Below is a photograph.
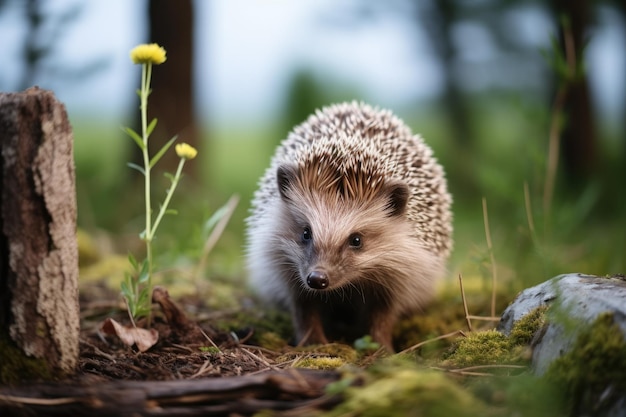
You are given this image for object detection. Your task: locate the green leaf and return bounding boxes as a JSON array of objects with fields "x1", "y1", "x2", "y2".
[
  {"x1": 123, "y1": 271, "x2": 134, "y2": 287},
  {"x1": 127, "y1": 162, "x2": 146, "y2": 176},
  {"x1": 138, "y1": 287, "x2": 150, "y2": 304},
  {"x1": 149, "y1": 135, "x2": 178, "y2": 168},
  {"x1": 136, "y1": 307, "x2": 150, "y2": 319},
  {"x1": 121, "y1": 281, "x2": 132, "y2": 299},
  {"x1": 163, "y1": 172, "x2": 176, "y2": 183},
  {"x1": 135, "y1": 287, "x2": 151, "y2": 317},
  {"x1": 165, "y1": 209, "x2": 178, "y2": 216},
  {"x1": 146, "y1": 118, "x2": 158, "y2": 137},
  {"x1": 128, "y1": 303, "x2": 137, "y2": 318},
  {"x1": 128, "y1": 253, "x2": 139, "y2": 270},
  {"x1": 354, "y1": 335, "x2": 380, "y2": 352},
  {"x1": 123, "y1": 126, "x2": 145, "y2": 150},
  {"x1": 138, "y1": 260, "x2": 150, "y2": 283},
  {"x1": 138, "y1": 271, "x2": 149, "y2": 285}
]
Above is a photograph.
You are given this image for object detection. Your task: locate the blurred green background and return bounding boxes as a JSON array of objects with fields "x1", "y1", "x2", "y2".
[{"x1": 1, "y1": 0, "x2": 624, "y2": 298}]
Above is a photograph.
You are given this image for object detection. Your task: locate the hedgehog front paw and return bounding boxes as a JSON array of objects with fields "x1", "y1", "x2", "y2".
[
  {"x1": 293, "y1": 307, "x2": 329, "y2": 346},
  {"x1": 370, "y1": 313, "x2": 396, "y2": 353}
]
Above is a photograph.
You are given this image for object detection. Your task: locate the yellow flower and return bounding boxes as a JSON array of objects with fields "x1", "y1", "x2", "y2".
[
  {"x1": 175, "y1": 143, "x2": 198, "y2": 160},
  {"x1": 130, "y1": 43, "x2": 167, "y2": 65}
]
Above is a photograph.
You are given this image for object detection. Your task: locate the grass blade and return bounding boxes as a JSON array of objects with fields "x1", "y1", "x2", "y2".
[{"x1": 149, "y1": 135, "x2": 178, "y2": 168}]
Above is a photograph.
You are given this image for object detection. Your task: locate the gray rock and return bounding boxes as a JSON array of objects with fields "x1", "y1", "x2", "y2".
[
  {"x1": 498, "y1": 273, "x2": 626, "y2": 416},
  {"x1": 498, "y1": 273, "x2": 626, "y2": 375}
]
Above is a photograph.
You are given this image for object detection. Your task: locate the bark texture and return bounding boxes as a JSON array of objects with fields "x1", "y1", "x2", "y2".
[{"x1": 0, "y1": 87, "x2": 79, "y2": 377}]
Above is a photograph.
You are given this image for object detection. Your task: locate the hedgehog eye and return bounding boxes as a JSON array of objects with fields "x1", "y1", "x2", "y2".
[
  {"x1": 348, "y1": 233, "x2": 362, "y2": 249},
  {"x1": 302, "y1": 226, "x2": 312, "y2": 243}
]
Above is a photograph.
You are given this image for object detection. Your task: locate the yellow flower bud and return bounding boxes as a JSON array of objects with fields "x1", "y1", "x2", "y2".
[
  {"x1": 175, "y1": 143, "x2": 198, "y2": 160},
  {"x1": 130, "y1": 43, "x2": 167, "y2": 65}
]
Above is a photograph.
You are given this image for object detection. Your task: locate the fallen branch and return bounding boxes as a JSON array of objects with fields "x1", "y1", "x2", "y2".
[{"x1": 0, "y1": 369, "x2": 341, "y2": 416}]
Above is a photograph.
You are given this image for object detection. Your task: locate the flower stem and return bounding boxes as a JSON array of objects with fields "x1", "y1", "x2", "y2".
[
  {"x1": 152, "y1": 158, "x2": 186, "y2": 235},
  {"x1": 140, "y1": 62, "x2": 154, "y2": 324}
]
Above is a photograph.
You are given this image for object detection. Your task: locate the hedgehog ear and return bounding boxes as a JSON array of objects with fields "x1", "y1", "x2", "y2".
[
  {"x1": 277, "y1": 164, "x2": 298, "y2": 201},
  {"x1": 384, "y1": 182, "x2": 409, "y2": 217}
]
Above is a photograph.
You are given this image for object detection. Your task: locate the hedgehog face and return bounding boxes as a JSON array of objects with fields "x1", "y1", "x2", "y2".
[{"x1": 275, "y1": 164, "x2": 417, "y2": 294}]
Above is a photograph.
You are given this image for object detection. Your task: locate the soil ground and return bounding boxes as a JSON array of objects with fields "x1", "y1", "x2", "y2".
[{"x1": 77, "y1": 284, "x2": 291, "y2": 383}]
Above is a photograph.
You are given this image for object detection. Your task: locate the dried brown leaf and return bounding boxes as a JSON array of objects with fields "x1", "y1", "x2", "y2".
[{"x1": 101, "y1": 318, "x2": 159, "y2": 352}]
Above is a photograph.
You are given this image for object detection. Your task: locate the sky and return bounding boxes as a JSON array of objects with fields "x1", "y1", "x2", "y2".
[{"x1": 0, "y1": 0, "x2": 624, "y2": 126}]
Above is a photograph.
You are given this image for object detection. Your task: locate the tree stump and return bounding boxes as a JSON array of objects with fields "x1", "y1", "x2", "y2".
[{"x1": 0, "y1": 87, "x2": 79, "y2": 381}]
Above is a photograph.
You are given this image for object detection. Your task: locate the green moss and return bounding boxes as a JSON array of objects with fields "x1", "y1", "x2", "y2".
[
  {"x1": 443, "y1": 329, "x2": 513, "y2": 367},
  {"x1": 278, "y1": 343, "x2": 358, "y2": 361},
  {"x1": 394, "y1": 301, "x2": 466, "y2": 358},
  {"x1": 256, "y1": 331, "x2": 288, "y2": 351},
  {"x1": 294, "y1": 357, "x2": 346, "y2": 370},
  {"x1": 323, "y1": 361, "x2": 487, "y2": 417},
  {"x1": 508, "y1": 305, "x2": 548, "y2": 346},
  {"x1": 301, "y1": 343, "x2": 358, "y2": 362},
  {"x1": 436, "y1": 307, "x2": 626, "y2": 415},
  {"x1": 394, "y1": 283, "x2": 512, "y2": 355},
  {"x1": 276, "y1": 343, "x2": 358, "y2": 369},
  {"x1": 468, "y1": 374, "x2": 567, "y2": 417},
  {"x1": 442, "y1": 306, "x2": 548, "y2": 368},
  {"x1": 0, "y1": 335, "x2": 54, "y2": 384},
  {"x1": 545, "y1": 312, "x2": 626, "y2": 414}
]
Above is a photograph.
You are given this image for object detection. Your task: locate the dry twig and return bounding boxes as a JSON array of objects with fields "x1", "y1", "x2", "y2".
[
  {"x1": 399, "y1": 330, "x2": 466, "y2": 355},
  {"x1": 523, "y1": 182, "x2": 536, "y2": 240},
  {"x1": 458, "y1": 274, "x2": 473, "y2": 332},
  {"x1": 482, "y1": 197, "x2": 498, "y2": 318}
]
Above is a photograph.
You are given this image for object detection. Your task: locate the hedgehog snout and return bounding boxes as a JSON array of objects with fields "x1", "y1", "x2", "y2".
[{"x1": 306, "y1": 270, "x2": 329, "y2": 290}]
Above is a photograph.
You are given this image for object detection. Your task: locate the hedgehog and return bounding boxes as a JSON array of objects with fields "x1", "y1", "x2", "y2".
[{"x1": 245, "y1": 102, "x2": 452, "y2": 351}]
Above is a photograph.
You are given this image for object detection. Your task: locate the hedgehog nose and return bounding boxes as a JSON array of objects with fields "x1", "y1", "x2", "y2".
[{"x1": 307, "y1": 271, "x2": 329, "y2": 290}]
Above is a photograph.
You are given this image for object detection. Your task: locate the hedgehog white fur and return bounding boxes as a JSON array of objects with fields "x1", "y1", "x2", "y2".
[{"x1": 246, "y1": 102, "x2": 452, "y2": 351}]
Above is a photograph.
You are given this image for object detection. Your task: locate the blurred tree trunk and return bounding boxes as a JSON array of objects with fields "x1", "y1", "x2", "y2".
[
  {"x1": 420, "y1": 0, "x2": 473, "y2": 148},
  {"x1": 144, "y1": 0, "x2": 198, "y2": 179},
  {"x1": 613, "y1": 1, "x2": 626, "y2": 167},
  {"x1": 551, "y1": 0, "x2": 597, "y2": 185},
  {"x1": 19, "y1": 0, "x2": 43, "y2": 89}
]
